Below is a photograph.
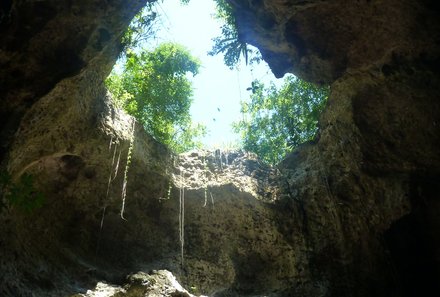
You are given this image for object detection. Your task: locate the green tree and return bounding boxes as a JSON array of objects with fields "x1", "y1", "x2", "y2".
[
  {"x1": 208, "y1": 0, "x2": 259, "y2": 68},
  {"x1": 106, "y1": 42, "x2": 206, "y2": 153},
  {"x1": 120, "y1": 2, "x2": 159, "y2": 57},
  {"x1": 233, "y1": 75, "x2": 329, "y2": 164}
]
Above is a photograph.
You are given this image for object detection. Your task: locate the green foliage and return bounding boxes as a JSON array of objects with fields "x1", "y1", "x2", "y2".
[
  {"x1": 209, "y1": 0, "x2": 257, "y2": 68},
  {"x1": 233, "y1": 76, "x2": 329, "y2": 165},
  {"x1": 106, "y1": 42, "x2": 206, "y2": 153},
  {"x1": 0, "y1": 171, "x2": 45, "y2": 213},
  {"x1": 120, "y1": 2, "x2": 158, "y2": 56}
]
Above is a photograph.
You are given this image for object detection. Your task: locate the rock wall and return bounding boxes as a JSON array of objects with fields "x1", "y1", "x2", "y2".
[
  {"x1": 0, "y1": 0, "x2": 150, "y2": 161},
  {"x1": 0, "y1": 0, "x2": 439, "y2": 297},
  {"x1": 229, "y1": 0, "x2": 440, "y2": 296}
]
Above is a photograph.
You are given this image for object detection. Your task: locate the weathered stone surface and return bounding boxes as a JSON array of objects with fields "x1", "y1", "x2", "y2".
[
  {"x1": 71, "y1": 270, "x2": 197, "y2": 297},
  {"x1": 1, "y1": 0, "x2": 439, "y2": 297},
  {"x1": 0, "y1": 63, "x2": 173, "y2": 296},
  {"x1": 0, "y1": 50, "x2": 295, "y2": 295},
  {"x1": 229, "y1": 0, "x2": 440, "y2": 296},
  {"x1": 0, "y1": 0, "x2": 149, "y2": 161},
  {"x1": 233, "y1": 0, "x2": 440, "y2": 83}
]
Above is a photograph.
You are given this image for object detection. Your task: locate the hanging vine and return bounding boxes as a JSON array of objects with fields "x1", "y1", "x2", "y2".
[
  {"x1": 179, "y1": 166, "x2": 185, "y2": 267},
  {"x1": 120, "y1": 120, "x2": 136, "y2": 220},
  {"x1": 97, "y1": 136, "x2": 122, "y2": 256}
]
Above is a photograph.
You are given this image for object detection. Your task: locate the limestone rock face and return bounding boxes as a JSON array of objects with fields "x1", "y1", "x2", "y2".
[
  {"x1": 0, "y1": 55, "x2": 174, "y2": 296},
  {"x1": 228, "y1": 0, "x2": 440, "y2": 296},
  {"x1": 233, "y1": 0, "x2": 440, "y2": 83},
  {"x1": 0, "y1": 0, "x2": 149, "y2": 160},
  {"x1": 1, "y1": 0, "x2": 440, "y2": 297}
]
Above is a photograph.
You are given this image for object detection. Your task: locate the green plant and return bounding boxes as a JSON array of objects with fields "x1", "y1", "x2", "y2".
[
  {"x1": 208, "y1": 0, "x2": 263, "y2": 69},
  {"x1": 233, "y1": 75, "x2": 329, "y2": 164},
  {"x1": 209, "y1": 0, "x2": 250, "y2": 68},
  {"x1": 120, "y1": 120, "x2": 135, "y2": 220},
  {"x1": 120, "y1": 1, "x2": 159, "y2": 57},
  {"x1": 189, "y1": 285, "x2": 200, "y2": 294},
  {"x1": 0, "y1": 171, "x2": 45, "y2": 213},
  {"x1": 106, "y1": 42, "x2": 206, "y2": 153}
]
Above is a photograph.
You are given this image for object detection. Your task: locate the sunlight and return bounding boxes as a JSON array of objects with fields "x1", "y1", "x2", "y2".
[{"x1": 154, "y1": 0, "x2": 283, "y2": 148}]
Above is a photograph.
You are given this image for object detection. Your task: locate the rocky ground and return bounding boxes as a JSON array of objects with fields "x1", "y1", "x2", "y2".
[{"x1": 71, "y1": 270, "x2": 199, "y2": 297}]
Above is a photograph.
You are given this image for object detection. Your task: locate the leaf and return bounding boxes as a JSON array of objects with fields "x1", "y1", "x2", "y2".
[
  {"x1": 1, "y1": 171, "x2": 45, "y2": 213},
  {"x1": 105, "y1": 42, "x2": 206, "y2": 153},
  {"x1": 233, "y1": 75, "x2": 329, "y2": 164}
]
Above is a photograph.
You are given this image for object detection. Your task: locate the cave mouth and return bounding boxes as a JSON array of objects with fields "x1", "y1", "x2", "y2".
[
  {"x1": 108, "y1": 0, "x2": 278, "y2": 150},
  {"x1": 107, "y1": 0, "x2": 328, "y2": 165},
  {"x1": 384, "y1": 175, "x2": 440, "y2": 297}
]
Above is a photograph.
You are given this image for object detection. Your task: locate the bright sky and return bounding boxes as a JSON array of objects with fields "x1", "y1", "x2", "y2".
[{"x1": 144, "y1": 0, "x2": 284, "y2": 148}]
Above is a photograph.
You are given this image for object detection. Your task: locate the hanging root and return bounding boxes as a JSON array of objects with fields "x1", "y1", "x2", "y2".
[
  {"x1": 120, "y1": 120, "x2": 135, "y2": 220},
  {"x1": 159, "y1": 180, "x2": 172, "y2": 201},
  {"x1": 108, "y1": 136, "x2": 113, "y2": 151},
  {"x1": 120, "y1": 179, "x2": 128, "y2": 220},
  {"x1": 95, "y1": 205, "x2": 107, "y2": 257},
  {"x1": 106, "y1": 144, "x2": 118, "y2": 198},
  {"x1": 98, "y1": 137, "x2": 117, "y2": 257},
  {"x1": 112, "y1": 149, "x2": 122, "y2": 181},
  {"x1": 179, "y1": 168, "x2": 185, "y2": 266},
  {"x1": 203, "y1": 155, "x2": 209, "y2": 207}
]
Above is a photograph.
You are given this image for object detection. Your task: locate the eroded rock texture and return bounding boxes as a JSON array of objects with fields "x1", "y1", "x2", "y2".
[
  {"x1": 229, "y1": 0, "x2": 440, "y2": 296},
  {"x1": 72, "y1": 270, "x2": 197, "y2": 297},
  {"x1": 0, "y1": 0, "x2": 439, "y2": 297},
  {"x1": 0, "y1": 0, "x2": 150, "y2": 160}
]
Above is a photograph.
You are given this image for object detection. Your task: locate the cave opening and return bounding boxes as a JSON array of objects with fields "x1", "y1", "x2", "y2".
[
  {"x1": 2, "y1": 0, "x2": 440, "y2": 296},
  {"x1": 106, "y1": 0, "x2": 329, "y2": 166}
]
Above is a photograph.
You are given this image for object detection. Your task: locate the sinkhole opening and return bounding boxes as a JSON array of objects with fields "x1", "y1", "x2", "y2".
[{"x1": 106, "y1": 0, "x2": 329, "y2": 165}]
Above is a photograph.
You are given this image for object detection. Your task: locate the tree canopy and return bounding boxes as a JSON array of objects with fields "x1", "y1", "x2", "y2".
[
  {"x1": 208, "y1": 0, "x2": 260, "y2": 68},
  {"x1": 233, "y1": 76, "x2": 329, "y2": 164},
  {"x1": 120, "y1": 2, "x2": 158, "y2": 57},
  {"x1": 106, "y1": 42, "x2": 206, "y2": 153},
  {"x1": 109, "y1": 0, "x2": 329, "y2": 160}
]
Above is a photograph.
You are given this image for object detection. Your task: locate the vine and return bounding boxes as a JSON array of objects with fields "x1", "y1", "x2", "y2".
[
  {"x1": 203, "y1": 155, "x2": 208, "y2": 207},
  {"x1": 97, "y1": 136, "x2": 122, "y2": 256},
  {"x1": 179, "y1": 166, "x2": 185, "y2": 266},
  {"x1": 120, "y1": 120, "x2": 136, "y2": 220}
]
